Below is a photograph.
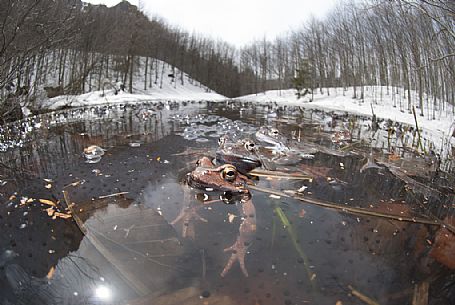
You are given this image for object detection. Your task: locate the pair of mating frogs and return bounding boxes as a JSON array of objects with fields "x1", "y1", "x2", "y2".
[
  {"x1": 172, "y1": 128, "x2": 290, "y2": 278},
  {"x1": 172, "y1": 156, "x2": 256, "y2": 277},
  {"x1": 172, "y1": 127, "x2": 316, "y2": 277}
]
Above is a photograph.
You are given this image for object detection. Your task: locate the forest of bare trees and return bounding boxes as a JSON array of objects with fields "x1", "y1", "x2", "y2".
[
  {"x1": 240, "y1": 0, "x2": 454, "y2": 118},
  {"x1": 0, "y1": 0, "x2": 453, "y2": 123},
  {"x1": 0, "y1": 0, "x2": 241, "y2": 122}
]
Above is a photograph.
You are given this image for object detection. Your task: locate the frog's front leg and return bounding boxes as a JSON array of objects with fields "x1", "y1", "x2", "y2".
[
  {"x1": 171, "y1": 184, "x2": 207, "y2": 239},
  {"x1": 221, "y1": 192, "x2": 256, "y2": 277}
]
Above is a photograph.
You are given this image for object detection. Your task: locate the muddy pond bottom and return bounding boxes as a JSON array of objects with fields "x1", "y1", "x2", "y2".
[{"x1": 0, "y1": 101, "x2": 454, "y2": 305}]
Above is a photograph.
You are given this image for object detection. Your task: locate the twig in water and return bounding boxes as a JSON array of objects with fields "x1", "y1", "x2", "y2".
[
  {"x1": 98, "y1": 192, "x2": 129, "y2": 199},
  {"x1": 348, "y1": 285, "x2": 380, "y2": 305},
  {"x1": 249, "y1": 169, "x2": 312, "y2": 180}
]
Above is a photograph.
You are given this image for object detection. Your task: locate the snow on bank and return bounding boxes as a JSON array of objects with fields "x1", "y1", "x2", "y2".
[
  {"x1": 41, "y1": 57, "x2": 226, "y2": 110},
  {"x1": 237, "y1": 87, "x2": 455, "y2": 141},
  {"x1": 43, "y1": 86, "x2": 225, "y2": 110}
]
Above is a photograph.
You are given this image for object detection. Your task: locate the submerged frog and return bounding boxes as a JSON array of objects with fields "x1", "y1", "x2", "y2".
[
  {"x1": 173, "y1": 156, "x2": 256, "y2": 277},
  {"x1": 255, "y1": 127, "x2": 316, "y2": 168},
  {"x1": 215, "y1": 136, "x2": 262, "y2": 174},
  {"x1": 255, "y1": 126, "x2": 290, "y2": 153}
]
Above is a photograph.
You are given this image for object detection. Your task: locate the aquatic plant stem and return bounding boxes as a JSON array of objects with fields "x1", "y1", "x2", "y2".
[
  {"x1": 274, "y1": 206, "x2": 316, "y2": 289},
  {"x1": 271, "y1": 215, "x2": 277, "y2": 249}
]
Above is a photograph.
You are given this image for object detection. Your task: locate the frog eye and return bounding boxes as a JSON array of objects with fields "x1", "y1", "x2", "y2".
[
  {"x1": 221, "y1": 165, "x2": 237, "y2": 182},
  {"x1": 244, "y1": 141, "x2": 255, "y2": 151}
]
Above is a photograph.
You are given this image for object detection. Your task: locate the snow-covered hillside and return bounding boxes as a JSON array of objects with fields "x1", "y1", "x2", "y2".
[
  {"x1": 238, "y1": 87, "x2": 455, "y2": 140},
  {"x1": 38, "y1": 55, "x2": 226, "y2": 110}
]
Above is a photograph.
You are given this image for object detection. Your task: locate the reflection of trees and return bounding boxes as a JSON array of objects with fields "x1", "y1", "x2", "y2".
[
  {"x1": 0, "y1": 102, "x2": 205, "y2": 180},
  {"x1": 4, "y1": 253, "x2": 104, "y2": 305}
]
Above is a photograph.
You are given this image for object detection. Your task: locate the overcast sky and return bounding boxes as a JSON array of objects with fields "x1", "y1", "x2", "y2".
[{"x1": 85, "y1": 0, "x2": 336, "y2": 47}]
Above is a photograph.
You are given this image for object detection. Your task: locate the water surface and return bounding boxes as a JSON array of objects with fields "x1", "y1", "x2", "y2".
[{"x1": 0, "y1": 101, "x2": 454, "y2": 305}]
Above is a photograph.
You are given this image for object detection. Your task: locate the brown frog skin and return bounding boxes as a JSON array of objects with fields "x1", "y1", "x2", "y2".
[
  {"x1": 172, "y1": 156, "x2": 256, "y2": 277},
  {"x1": 187, "y1": 156, "x2": 250, "y2": 193},
  {"x1": 215, "y1": 137, "x2": 262, "y2": 174}
]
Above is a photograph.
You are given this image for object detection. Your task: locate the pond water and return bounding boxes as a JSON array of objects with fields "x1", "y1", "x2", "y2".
[{"x1": 0, "y1": 101, "x2": 454, "y2": 305}]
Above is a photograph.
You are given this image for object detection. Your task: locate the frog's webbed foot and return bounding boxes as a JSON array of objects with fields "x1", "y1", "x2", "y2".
[
  {"x1": 171, "y1": 206, "x2": 207, "y2": 239},
  {"x1": 220, "y1": 239, "x2": 249, "y2": 277}
]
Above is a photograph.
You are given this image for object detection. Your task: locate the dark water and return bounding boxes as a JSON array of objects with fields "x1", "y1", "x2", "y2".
[{"x1": 0, "y1": 101, "x2": 454, "y2": 305}]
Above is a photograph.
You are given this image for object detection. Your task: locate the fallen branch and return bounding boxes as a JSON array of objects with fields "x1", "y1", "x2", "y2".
[
  {"x1": 63, "y1": 190, "x2": 150, "y2": 296},
  {"x1": 247, "y1": 185, "x2": 455, "y2": 233},
  {"x1": 249, "y1": 169, "x2": 312, "y2": 180}
]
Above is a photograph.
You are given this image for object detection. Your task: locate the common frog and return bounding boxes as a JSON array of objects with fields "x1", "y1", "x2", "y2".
[
  {"x1": 215, "y1": 136, "x2": 262, "y2": 174},
  {"x1": 173, "y1": 157, "x2": 256, "y2": 277}
]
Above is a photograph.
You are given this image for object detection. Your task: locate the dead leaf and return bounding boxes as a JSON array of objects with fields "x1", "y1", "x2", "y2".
[
  {"x1": 44, "y1": 184, "x2": 52, "y2": 189},
  {"x1": 299, "y1": 209, "x2": 306, "y2": 218},
  {"x1": 39, "y1": 199, "x2": 57, "y2": 207},
  {"x1": 19, "y1": 197, "x2": 34, "y2": 206},
  {"x1": 336, "y1": 301, "x2": 343, "y2": 305},
  {"x1": 46, "y1": 207, "x2": 55, "y2": 216},
  {"x1": 228, "y1": 213, "x2": 236, "y2": 223},
  {"x1": 46, "y1": 266, "x2": 55, "y2": 279},
  {"x1": 53, "y1": 212, "x2": 72, "y2": 219},
  {"x1": 156, "y1": 156, "x2": 161, "y2": 162}
]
